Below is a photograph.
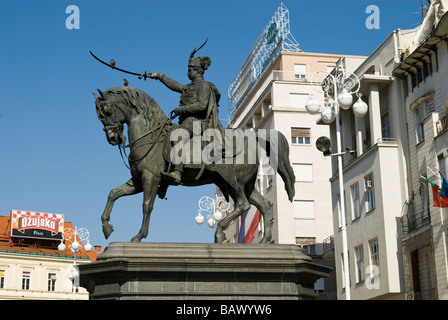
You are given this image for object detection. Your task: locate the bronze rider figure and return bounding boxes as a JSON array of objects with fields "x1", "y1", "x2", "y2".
[{"x1": 147, "y1": 42, "x2": 223, "y2": 184}]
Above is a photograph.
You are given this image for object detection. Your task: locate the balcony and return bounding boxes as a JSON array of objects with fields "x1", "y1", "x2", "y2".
[
  {"x1": 401, "y1": 209, "x2": 431, "y2": 236},
  {"x1": 322, "y1": 235, "x2": 335, "y2": 261}
]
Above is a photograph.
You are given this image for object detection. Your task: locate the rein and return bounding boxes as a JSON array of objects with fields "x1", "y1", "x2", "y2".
[
  {"x1": 99, "y1": 96, "x2": 174, "y2": 171},
  {"x1": 120, "y1": 118, "x2": 172, "y2": 170}
]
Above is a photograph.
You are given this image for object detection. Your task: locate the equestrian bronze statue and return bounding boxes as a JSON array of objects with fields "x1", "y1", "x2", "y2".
[{"x1": 92, "y1": 43, "x2": 295, "y2": 243}]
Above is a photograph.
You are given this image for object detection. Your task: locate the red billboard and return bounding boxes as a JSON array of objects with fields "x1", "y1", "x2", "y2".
[{"x1": 10, "y1": 210, "x2": 64, "y2": 240}]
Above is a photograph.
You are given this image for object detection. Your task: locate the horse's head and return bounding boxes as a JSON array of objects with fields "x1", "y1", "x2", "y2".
[
  {"x1": 94, "y1": 88, "x2": 127, "y2": 146},
  {"x1": 94, "y1": 86, "x2": 169, "y2": 148}
]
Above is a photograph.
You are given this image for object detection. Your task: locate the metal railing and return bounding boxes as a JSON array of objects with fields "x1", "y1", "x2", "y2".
[
  {"x1": 323, "y1": 235, "x2": 334, "y2": 256},
  {"x1": 401, "y1": 210, "x2": 431, "y2": 235}
]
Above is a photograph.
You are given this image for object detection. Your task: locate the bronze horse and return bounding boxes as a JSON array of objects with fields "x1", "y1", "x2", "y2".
[{"x1": 94, "y1": 86, "x2": 295, "y2": 243}]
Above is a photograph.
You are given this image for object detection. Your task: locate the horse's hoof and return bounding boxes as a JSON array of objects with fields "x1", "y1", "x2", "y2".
[
  {"x1": 103, "y1": 224, "x2": 114, "y2": 239},
  {"x1": 131, "y1": 236, "x2": 142, "y2": 242},
  {"x1": 214, "y1": 234, "x2": 226, "y2": 243}
]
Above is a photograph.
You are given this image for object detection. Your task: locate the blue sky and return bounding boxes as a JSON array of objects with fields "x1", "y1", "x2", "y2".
[{"x1": 0, "y1": 0, "x2": 423, "y2": 248}]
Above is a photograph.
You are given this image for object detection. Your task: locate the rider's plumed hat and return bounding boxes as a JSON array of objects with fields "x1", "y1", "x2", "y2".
[
  {"x1": 189, "y1": 39, "x2": 211, "y2": 71},
  {"x1": 188, "y1": 56, "x2": 211, "y2": 71}
]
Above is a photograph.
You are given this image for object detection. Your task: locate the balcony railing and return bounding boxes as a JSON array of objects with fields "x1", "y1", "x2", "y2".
[
  {"x1": 401, "y1": 210, "x2": 431, "y2": 236},
  {"x1": 323, "y1": 235, "x2": 334, "y2": 256}
]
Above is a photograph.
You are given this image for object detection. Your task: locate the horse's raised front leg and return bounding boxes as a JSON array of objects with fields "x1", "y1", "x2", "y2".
[
  {"x1": 131, "y1": 170, "x2": 160, "y2": 242},
  {"x1": 101, "y1": 179, "x2": 141, "y2": 239}
]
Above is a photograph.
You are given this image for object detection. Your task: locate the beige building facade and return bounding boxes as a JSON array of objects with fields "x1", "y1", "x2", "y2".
[
  {"x1": 223, "y1": 1, "x2": 448, "y2": 300},
  {"x1": 228, "y1": 51, "x2": 345, "y2": 252},
  {"x1": 394, "y1": 3, "x2": 448, "y2": 300},
  {"x1": 327, "y1": 1, "x2": 448, "y2": 300},
  {"x1": 0, "y1": 251, "x2": 90, "y2": 300},
  {"x1": 325, "y1": 29, "x2": 417, "y2": 300},
  {"x1": 0, "y1": 216, "x2": 97, "y2": 300}
]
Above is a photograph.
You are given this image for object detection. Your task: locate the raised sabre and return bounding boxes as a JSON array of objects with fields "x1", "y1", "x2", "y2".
[{"x1": 89, "y1": 51, "x2": 150, "y2": 80}]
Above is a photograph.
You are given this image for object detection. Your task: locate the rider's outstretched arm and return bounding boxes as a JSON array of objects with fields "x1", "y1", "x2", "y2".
[{"x1": 148, "y1": 72, "x2": 183, "y2": 93}]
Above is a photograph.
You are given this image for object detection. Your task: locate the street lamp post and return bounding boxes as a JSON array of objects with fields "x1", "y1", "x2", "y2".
[
  {"x1": 58, "y1": 226, "x2": 92, "y2": 300},
  {"x1": 195, "y1": 194, "x2": 230, "y2": 228},
  {"x1": 305, "y1": 66, "x2": 368, "y2": 300}
]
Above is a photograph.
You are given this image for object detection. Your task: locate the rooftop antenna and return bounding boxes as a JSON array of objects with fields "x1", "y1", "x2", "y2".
[{"x1": 409, "y1": 0, "x2": 429, "y2": 24}]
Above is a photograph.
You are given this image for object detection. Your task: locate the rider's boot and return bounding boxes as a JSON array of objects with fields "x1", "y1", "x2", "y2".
[{"x1": 161, "y1": 164, "x2": 182, "y2": 185}]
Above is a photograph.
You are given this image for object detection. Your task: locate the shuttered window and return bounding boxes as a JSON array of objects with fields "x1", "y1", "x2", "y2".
[{"x1": 291, "y1": 128, "x2": 311, "y2": 145}]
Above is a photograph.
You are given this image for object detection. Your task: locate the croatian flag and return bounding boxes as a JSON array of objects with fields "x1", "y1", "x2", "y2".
[{"x1": 237, "y1": 205, "x2": 262, "y2": 243}]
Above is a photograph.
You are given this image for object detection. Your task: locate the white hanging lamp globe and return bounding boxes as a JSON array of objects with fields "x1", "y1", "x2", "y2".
[
  {"x1": 207, "y1": 217, "x2": 216, "y2": 228},
  {"x1": 213, "y1": 210, "x2": 223, "y2": 222},
  {"x1": 321, "y1": 106, "x2": 336, "y2": 124},
  {"x1": 58, "y1": 241, "x2": 66, "y2": 252},
  {"x1": 353, "y1": 95, "x2": 368, "y2": 117},
  {"x1": 195, "y1": 212, "x2": 205, "y2": 225},
  {"x1": 71, "y1": 241, "x2": 80, "y2": 252},
  {"x1": 84, "y1": 241, "x2": 92, "y2": 252},
  {"x1": 305, "y1": 95, "x2": 321, "y2": 114},
  {"x1": 337, "y1": 89, "x2": 353, "y2": 110}
]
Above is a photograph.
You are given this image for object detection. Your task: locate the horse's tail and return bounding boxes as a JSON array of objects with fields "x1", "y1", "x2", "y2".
[{"x1": 262, "y1": 130, "x2": 295, "y2": 202}]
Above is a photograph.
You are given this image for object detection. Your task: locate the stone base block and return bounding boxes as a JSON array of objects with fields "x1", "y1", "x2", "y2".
[{"x1": 79, "y1": 242, "x2": 332, "y2": 300}]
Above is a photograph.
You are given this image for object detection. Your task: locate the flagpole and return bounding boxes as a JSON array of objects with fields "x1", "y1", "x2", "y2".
[{"x1": 427, "y1": 166, "x2": 438, "y2": 178}]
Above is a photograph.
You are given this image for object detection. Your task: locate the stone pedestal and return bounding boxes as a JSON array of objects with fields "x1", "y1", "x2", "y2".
[{"x1": 79, "y1": 242, "x2": 332, "y2": 300}]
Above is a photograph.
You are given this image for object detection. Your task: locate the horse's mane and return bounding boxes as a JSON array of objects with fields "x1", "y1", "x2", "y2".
[{"x1": 103, "y1": 86, "x2": 168, "y2": 127}]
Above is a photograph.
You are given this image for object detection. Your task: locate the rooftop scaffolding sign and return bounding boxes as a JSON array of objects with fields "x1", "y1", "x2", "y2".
[{"x1": 228, "y1": 2, "x2": 301, "y2": 119}]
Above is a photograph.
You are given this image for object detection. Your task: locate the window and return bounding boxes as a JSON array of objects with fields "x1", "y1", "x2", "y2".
[
  {"x1": 293, "y1": 164, "x2": 313, "y2": 182},
  {"x1": 381, "y1": 112, "x2": 390, "y2": 139},
  {"x1": 267, "y1": 174, "x2": 273, "y2": 189},
  {"x1": 423, "y1": 59, "x2": 432, "y2": 79},
  {"x1": 48, "y1": 273, "x2": 56, "y2": 292},
  {"x1": 420, "y1": 176, "x2": 430, "y2": 221},
  {"x1": 365, "y1": 173, "x2": 375, "y2": 212},
  {"x1": 369, "y1": 238, "x2": 380, "y2": 267},
  {"x1": 0, "y1": 270, "x2": 4, "y2": 289},
  {"x1": 22, "y1": 272, "x2": 30, "y2": 290},
  {"x1": 354, "y1": 245, "x2": 364, "y2": 283},
  {"x1": 294, "y1": 200, "x2": 315, "y2": 219},
  {"x1": 415, "y1": 100, "x2": 434, "y2": 143},
  {"x1": 341, "y1": 252, "x2": 351, "y2": 288},
  {"x1": 411, "y1": 72, "x2": 417, "y2": 89},
  {"x1": 296, "y1": 237, "x2": 316, "y2": 255},
  {"x1": 438, "y1": 153, "x2": 447, "y2": 179},
  {"x1": 291, "y1": 128, "x2": 311, "y2": 145},
  {"x1": 337, "y1": 192, "x2": 349, "y2": 228},
  {"x1": 294, "y1": 64, "x2": 306, "y2": 79},
  {"x1": 351, "y1": 183, "x2": 361, "y2": 219}
]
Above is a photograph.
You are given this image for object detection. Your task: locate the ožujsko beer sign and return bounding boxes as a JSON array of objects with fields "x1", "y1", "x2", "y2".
[{"x1": 10, "y1": 210, "x2": 64, "y2": 240}]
